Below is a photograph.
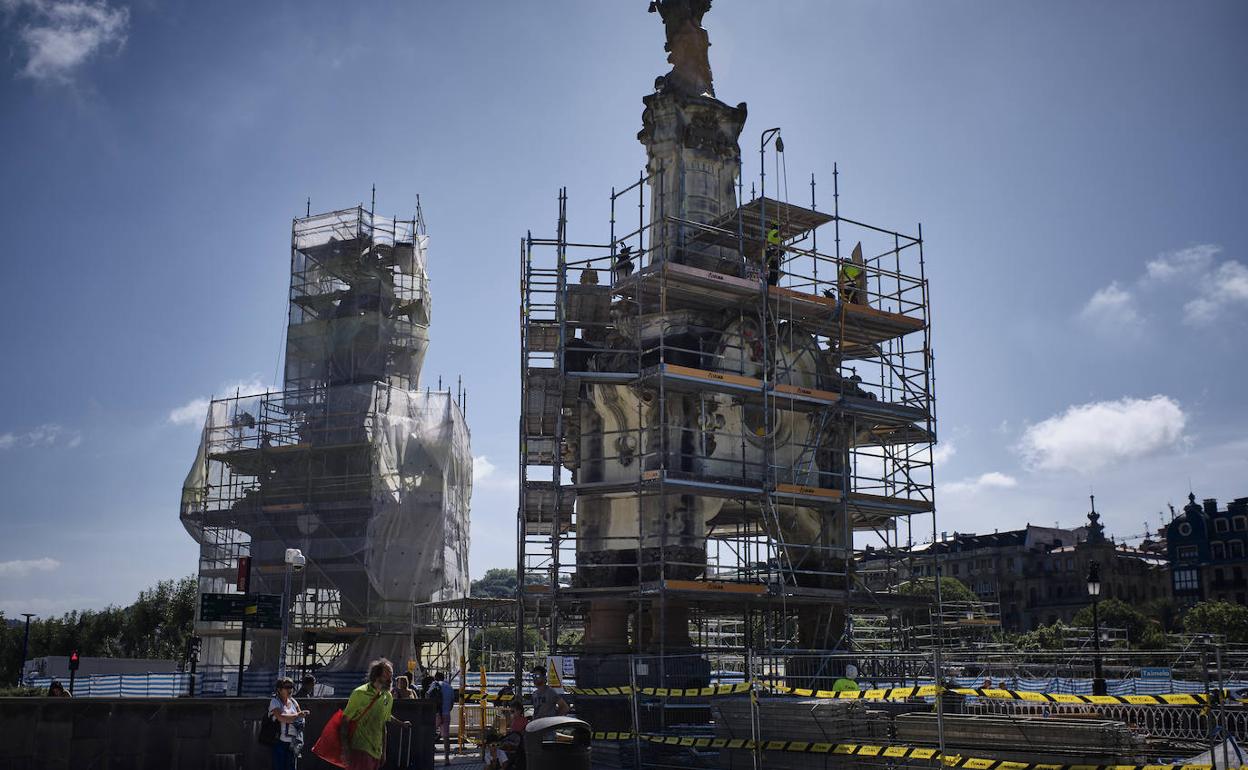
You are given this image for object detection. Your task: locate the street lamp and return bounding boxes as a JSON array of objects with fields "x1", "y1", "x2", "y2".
[
  {"x1": 277, "y1": 548, "x2": 306, "y2": 680},
  {"x1": 1086, "y1": 560, "x2": 1107, "y2": 696},
  {"x1": 18, "y1": 613, "x2": 35, "y2": 686}
]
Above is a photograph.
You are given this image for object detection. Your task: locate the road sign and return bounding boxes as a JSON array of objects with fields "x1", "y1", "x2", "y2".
[
  {"x1": 200, "y1": 592, "x2": 282, "y2": 628},
  {"x1": 244, "y1": 595, "x2": 283, "y2": 630}
]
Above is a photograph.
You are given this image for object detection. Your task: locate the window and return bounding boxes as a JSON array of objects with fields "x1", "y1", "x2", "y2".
[
  {"x1": 1066, "y1": 557, "x2": 1074, "y2": 571},
  {"x1": 1178, "y1": 545, "x2": 1199, "y2": 561},
  {"x1": 1212, "y1": 542, "x2": 1226, "y2": 560},
  {"x1": 1214, "y1": 567, "x2": 1225, "y2": 583},
  {"x1": 1173, "y1": 569, "x2": 1199, "y2": 592},
  {"x1": 952, "y1": 563, "x2": 960, "y2": 576},
  {"x1": 1232, "y1": 541, "x2": 1245, "y2": 559},
  {"x1": 1179, "y1": 522, "x2": 1192, "y2": 536},
  {"x1": 1216, "y1": 518, "x2": 1230, "y2": 533},
  {"x1": 1234, "y1": 516, "x2": 1247, "y2": 532}
]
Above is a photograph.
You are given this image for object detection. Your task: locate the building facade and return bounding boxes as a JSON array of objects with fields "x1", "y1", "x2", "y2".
[
  {"x1": 1166, "y1": 493, "x2": 1248, "y2": 607},
  {"x1": 867, "y1": 502, "x2": 1169, "y2": 634}
]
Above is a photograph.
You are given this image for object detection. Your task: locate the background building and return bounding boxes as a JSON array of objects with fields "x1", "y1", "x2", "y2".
[
  {"x1": 867, "y1": 500, "x2": 1168, "y2": 633},
  {"x1": 1167, "y1": 493, "x2": 1248, "y2": 607}
]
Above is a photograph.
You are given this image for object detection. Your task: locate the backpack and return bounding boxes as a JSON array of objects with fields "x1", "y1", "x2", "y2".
[{"x1": 258, "y1": 704, "x2": 281, "y2": 746}]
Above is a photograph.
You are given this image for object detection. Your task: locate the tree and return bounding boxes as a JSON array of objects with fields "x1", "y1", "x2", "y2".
[
  {"x1": 1013, "y1": 621, "x2": 1073, "y2": 651},
  {"x1": 471, "y1": 569, "x2": 519, "y2": 599},
  {"x1": 896, "y1": 577, "x2": 978, "y2": 627},
  {"x1": 1073, "y1": 598, "x2": 1162, "y2": 647},
  {"x1": 468, "y1": 626, "x2": 545, "y2": 669},
  {"x1": 1183, "y1": 600, "x2": 1248, "y2": 644},
  {"x1": 0, "y1": 576, "x2": 198, "y2": 684}
]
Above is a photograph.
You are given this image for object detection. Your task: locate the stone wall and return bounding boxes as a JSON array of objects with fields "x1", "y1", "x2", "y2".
[{"x1": 0, "y1": 697, "x2": 436, "y2": 770}]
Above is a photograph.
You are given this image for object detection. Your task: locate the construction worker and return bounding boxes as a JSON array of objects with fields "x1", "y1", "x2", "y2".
[
  {"x1": 765, "y1": 223, "x2": 782, "y2": 286},
  {"x1": 838, "y1": 242, "x2": 867, "y2": 304}
]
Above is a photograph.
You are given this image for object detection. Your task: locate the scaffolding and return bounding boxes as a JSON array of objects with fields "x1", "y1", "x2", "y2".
[
  {"x1": 516, "y1": 156, "x2": 938, "y2": 741},
  {"x1": 181, "y1": 204, "x2": 471, "y2": 677}
]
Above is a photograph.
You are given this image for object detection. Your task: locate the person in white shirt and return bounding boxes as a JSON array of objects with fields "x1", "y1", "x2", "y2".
[{"x1": 269, "y1": 677, "x2": 310, "y2": 769}]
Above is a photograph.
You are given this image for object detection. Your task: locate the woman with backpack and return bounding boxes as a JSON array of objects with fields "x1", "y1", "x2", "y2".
[{"x1": 265, "y1": 676, "x2": 309, "y2": 769}]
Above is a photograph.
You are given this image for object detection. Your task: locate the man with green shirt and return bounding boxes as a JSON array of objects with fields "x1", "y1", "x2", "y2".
[{"x1": 339, "y1": 658, "x2": 410, "y2": 770}]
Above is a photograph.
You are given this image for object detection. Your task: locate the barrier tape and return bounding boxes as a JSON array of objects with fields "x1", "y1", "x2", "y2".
[
  {"x1": 550, "y1": 682, "x2": 1229, "y2": 706},
  {"x1": 586, "y1": 732, "x2": 1245, "y2": 770}
]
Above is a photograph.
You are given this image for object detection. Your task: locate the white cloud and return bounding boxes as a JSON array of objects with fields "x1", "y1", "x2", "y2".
[
  {"x1": 1, "y1": 0, "x2": 129, "y2": 83},
  {"x1": 931, "y1": 441, "x2": 956, "y2": 467},
  {"x1": 168, "y1": 377, "x2": 269, "y2": 427},
  {"x1": 941, "y1": 471, "x2": 1017, "y2": 495},
  {"x1": 1144, "y1": 244, "x2": 1219, "y2": 283},
  {"x1": 0, "y1": 423, "x2": 80, "y2": 450},
  {"x1": 167, "y1": 397, "x2": 209, "y2": 427},
  {"x1": 473, "y1": 455, "x2": 497, "y2": 481},
  {"x1": 1018, "y1": 395, "x2": 1186, "y2": 474},
  {"x1": 1184, "y1": 260, "x2": 1248, "y2": 325},
  {"x1": 1086, "y1": 244, "x2": 1248, "y2": 329},
  {"x1": 0, "y1": 557, "x2": 61, "y2": 577},
  {"x1": 1079, "y1": 281, "x2": 1141, "y2": 329}
]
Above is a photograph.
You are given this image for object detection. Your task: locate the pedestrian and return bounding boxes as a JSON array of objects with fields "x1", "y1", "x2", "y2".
[
  {"x1": 488, "y1": 700, "x2": 529, "y2": 770},
  {"x1": 394, "y1": 675, "x2": 418, "y2": 699},
  {"x1": 47, "y1": 680, "x2": 71, "y2": 698},
  {"x1": 339, "y1": 658, "x2": 411, "y2": 770},
  {"x1": 268, "y1": 676, "x2": 309, "y2": 770},
  {"x1": 529, "y1": 669, "x2": 569, "y2": 719},
  {"x1": 294, "y1": 674, "x2": 317, "y2": 699},
  {"x1": 496, "y1": 677, "x2": 516, "y2": 702},
  {"x1": 425, "y1": 671, "x2": 456, "y2": 764}
]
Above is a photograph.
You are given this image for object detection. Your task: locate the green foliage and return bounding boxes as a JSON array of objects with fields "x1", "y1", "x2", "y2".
[
  {"x1": 1012, "y1": 621, "x2": 1073, "y2": 651},
  {"x1": 1073, "y1": 598, "x2": 1162, "y2": 646},
  {"x1": 468, "y1": 626, "x2": 545, "y2": 669},
  {"x1": 1183, "y1": 600, "x2": 1248, "y2": 643},
  {"x1": 897, "y1": 577, "x2": 978, "y2": 627},
  {"x1": 471, "y1": 569, "x2": 519, "y2": 598},
  {"x1": 0, "y1": 576, "x2": 197, "y2": 684},
  {"x1": 897, "y1": 577, "x2": 978, "y2": 604}
]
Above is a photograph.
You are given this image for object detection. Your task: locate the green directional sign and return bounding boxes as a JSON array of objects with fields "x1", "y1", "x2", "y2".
[
  {"x1": 245, "y1": 594, "x2": 283, "y2": 630},
  {"x1": 201, "y1": 592, "x2": 283, "y2": 629}
]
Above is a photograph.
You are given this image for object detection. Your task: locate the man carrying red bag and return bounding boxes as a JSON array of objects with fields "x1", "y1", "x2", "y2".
[{"x1": 314, "y1": 658, "x2": 410, "y2": 769}]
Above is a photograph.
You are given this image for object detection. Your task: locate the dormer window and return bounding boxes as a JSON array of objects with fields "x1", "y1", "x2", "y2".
[
  {"x1": 1215, "y1": 518, "x2": 1230, "y2": 533},
  {"x1": 1178, "y1": 522, "x2": 1192, "y2": 537}
]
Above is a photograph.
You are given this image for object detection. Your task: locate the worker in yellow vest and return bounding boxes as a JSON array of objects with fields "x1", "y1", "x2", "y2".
[
  {"x1": 839, "y1": 242, "x2": 867, "y2": 304},
  {"x1": 765, "y1": 223, "x2": 782, "y2": 286}
]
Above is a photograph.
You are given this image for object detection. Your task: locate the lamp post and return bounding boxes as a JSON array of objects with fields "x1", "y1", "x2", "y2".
[
  {"x1": 1086, "y1": 560, "x2": 1107, "y2": 696},
  {"x1": 278, "y1": 548, "x2": 306, "y2": 680},
  {"x1": 18, "y1": 613, "x2": 35, "y2": 686}
]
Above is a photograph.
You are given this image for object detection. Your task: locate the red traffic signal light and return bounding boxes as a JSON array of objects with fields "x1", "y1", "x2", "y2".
[{"x1": 69, "y1": 651, "x2": 80, "y2": 671}]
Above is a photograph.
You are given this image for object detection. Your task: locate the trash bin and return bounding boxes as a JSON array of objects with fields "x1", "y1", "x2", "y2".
[{"x1": 523, "y1": 716, "x2": 592, "y2": 770}]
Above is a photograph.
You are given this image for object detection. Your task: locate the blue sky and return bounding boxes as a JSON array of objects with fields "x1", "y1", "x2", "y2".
[{"x1": 1, "y1": 1, "x2": 1245, "y2": 616}]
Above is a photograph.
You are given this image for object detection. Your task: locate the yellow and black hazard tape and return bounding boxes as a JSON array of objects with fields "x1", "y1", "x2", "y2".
[
  {"x1": 459, "y1": 692, "x2": 517, "y2": 703},
  {"x1": 464, "y1": 683, "x2": 1233, "y2": 707},
  {"x1": 565, "y1": 682, "x2": 752, "y2": 698},
  {"x1": 586, "y1": 732, "x2": 1245, "y2": 770},
  {"x1": 772, "y1": 684, "x2": 1227, "y2": 706}
]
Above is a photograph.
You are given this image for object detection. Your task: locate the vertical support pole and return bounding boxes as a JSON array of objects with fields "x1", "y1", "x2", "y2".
[
  {"x1": 18, "y1": 614, "x2": 34, "y2": 687},
  {"x1": 458, "y1": 651, "x2": 467, "y2": 755},
  {"x1": 278, "y1": 563, "x2": 293, "y2": 680},
  {"x1": 236, "y1": 556, "x2": 253, "y2": 697}
]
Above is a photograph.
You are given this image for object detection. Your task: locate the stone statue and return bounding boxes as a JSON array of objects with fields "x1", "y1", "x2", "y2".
[{"x1": 650, "y1": 0, "x2": 714, "y2": 97}]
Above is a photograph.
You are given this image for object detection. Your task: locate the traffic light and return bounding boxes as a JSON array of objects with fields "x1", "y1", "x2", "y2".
[
  {"x1": 68, "y1": 651, "x2": 80, "y2": 672},
  {"x1": 187, "y1": 636, "x2": 202, "y2": 664}
]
